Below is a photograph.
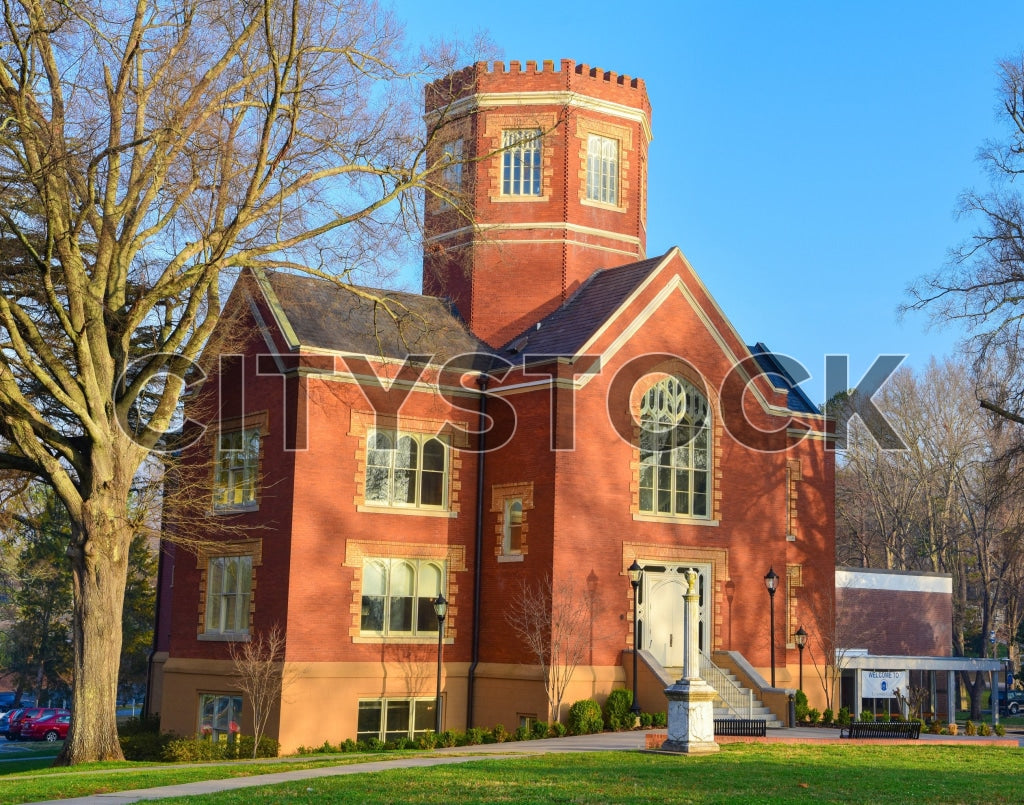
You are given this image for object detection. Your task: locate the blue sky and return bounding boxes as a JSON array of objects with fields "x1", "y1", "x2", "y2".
[{"x1": 396, "y1": 1, "x2": 1022, "y2": 402}]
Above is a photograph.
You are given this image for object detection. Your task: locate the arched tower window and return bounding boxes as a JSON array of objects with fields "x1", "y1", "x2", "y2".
[{"x1": 638, "y1": 377, "x2": 711, "y2": 518}]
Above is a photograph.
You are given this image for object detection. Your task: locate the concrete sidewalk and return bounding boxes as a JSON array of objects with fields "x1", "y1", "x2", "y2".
[
  {"x1": 19, "y1": 727, "x2": 1023, "y2": 805},
  {"x1": 20, "y1": 731, "x2": 652, "y2": 805}
]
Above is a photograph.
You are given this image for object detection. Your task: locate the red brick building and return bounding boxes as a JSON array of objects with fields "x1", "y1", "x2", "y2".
[{"x1": 153, "y1": 60, "x2": 836, "y2": 751}]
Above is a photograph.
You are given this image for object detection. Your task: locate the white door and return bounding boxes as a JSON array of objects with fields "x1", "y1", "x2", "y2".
[{"x1": 638, "y1": 563, "x2": 710, "y2": 668}]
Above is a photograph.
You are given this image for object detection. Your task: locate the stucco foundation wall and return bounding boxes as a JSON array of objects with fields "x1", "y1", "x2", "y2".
[{"x1": 470, "y1": 662, "x2": 624, "y2": 727}]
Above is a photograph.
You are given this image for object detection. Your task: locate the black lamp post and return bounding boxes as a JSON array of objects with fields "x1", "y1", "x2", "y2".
[
  {"x1": 628, "y1": 560, "x2": 644, "y2": 717},
  {"x1": 764, "y1": 568, "x2": 778, "y2": 688},
  {"x1": 794, "y1": 626, "x2": 807, "y2": 691},
  {"x1": 432, "y1": 593, "x2": 448, "y2": 734}
]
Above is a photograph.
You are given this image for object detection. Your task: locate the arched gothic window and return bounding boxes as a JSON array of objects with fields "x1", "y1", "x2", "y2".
[{"x1": 638, "y1": 376, "x2": 711, "y2": 518}]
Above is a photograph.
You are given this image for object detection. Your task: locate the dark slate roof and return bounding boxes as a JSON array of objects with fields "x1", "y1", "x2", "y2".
[
  {"x1": 748, "y1": 342, "x2": 821, "y2": 415},
  {"x1": 259, "y1": 270, "x2": 497, "y2": 369},
  {"x1": 498, "y1": 254, "x2": 667, "y2": 357}
]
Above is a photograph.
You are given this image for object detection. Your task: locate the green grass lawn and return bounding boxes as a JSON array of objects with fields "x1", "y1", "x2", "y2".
[{"x1": 3, "y1": 743, "x2": 1024, "y2": 804}]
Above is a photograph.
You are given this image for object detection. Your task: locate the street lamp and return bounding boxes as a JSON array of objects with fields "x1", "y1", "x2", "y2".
[
  {"x1": 432, "y1": 592, "x2": 448, "y2": 734},
  {"x1": 628, "y1": 560, "x2": 644, "y2": 717},
  {"x1": 764, "y1": 568, "x2": 778, "y2": 688},
  {"x1": 794, "y1": 626, "x2": 808, "y2": 691}
]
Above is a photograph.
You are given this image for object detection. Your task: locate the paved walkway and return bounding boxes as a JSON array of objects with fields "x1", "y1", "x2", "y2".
[{"x1": 18, "y1": 728, "x2": 1024, "y2": 805}]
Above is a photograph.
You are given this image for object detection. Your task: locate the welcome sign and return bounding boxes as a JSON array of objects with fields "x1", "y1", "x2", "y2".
[{"x1": 861, "y1": 670, "x2": 909, "y2": 698}]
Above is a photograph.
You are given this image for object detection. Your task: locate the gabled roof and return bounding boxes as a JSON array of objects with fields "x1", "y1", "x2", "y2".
[
  {"x1": 255, "y1": 270, "x2": 496, "y2": 368},
  {"x1": 498, "y1": 254, "x2": 667, "y2": 357},
  {"x1": 748, "y1": 342, "x2": 820, "y2": 415}
]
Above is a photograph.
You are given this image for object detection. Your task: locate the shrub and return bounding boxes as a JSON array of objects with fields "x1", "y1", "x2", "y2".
[
  {"x1": 927, "y1": 719, "x2": 943, "y2": 735},
  {"x1": 965, "y1": 720, "x2": 977, "y2": 736},
  {"x1": 837, "y1": 707, "x2": 851, "y2": 727},
  {"x1": 603, "y1": 689, "x2": 635, "y2": 731},
  {"x1": 438, "y1": 729, "x2": 460, "y2": 747},
  {"x1": 465, "y1": 727, "x2": 487, "y2": 745},
  {"x1": 567, "y1": 699, "x2": 604, "y2": 735},
  {"x1": 639, "y1": 712, "x2": 653, "y2": 728},
  {"x1": 877, "y1": 712, "x2": 890, "y2": 723},
  {"x1": 492, "y1": 724, "x2": 509, "y2": 743},
  {"x1": 367, "y1": 737, "x2": 385, "y2": 751},
  {"x1": 550, "y1": 721, "x2": 567, "y2": 737},
  {"x1": 512, "y1": 725, "x2": 530, "y2": 742},
  {"x1": 995, "y1": 724, "x2": 1006, "y2": 736},
  {"x1": 979, "y1": 722, "x2": 992, "y2": 736},
  {"x1": 821, "y1": 708, "x2": 834, "y2": 726},
  {"x1": 794, "y1": 690, "x2": 809, "y2": 723},
  {"x1": 531, "y1": 721, "x2": 550, "y2": 740},
  {"x1": 652, "y1": 711, "x2": 667, "y2": 728},
  {"x1": 806, "y1": 708, "x2": 820, "y2": 725},
  {"x1": 341, "y1": 738, "x2": 358, "y2": 752},
  {"x1": 859, "y1": 710, "x2": 874, "y2": 722},
  {"x1": 392, "y1": 736, "x2": 416, "y2": 750},
  {"x1": 163, "y1": 737, "x2": 221, "y2": 762}
]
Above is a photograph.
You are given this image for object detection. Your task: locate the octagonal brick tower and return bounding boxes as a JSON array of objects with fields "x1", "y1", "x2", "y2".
[{"x1": 423, "y1": 59, "x2": 652, "y2": 347}]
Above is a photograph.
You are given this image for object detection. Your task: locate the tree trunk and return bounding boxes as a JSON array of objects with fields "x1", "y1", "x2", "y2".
[{"x1": 55, "y1": 495, "x2": 131, "y2": 765}]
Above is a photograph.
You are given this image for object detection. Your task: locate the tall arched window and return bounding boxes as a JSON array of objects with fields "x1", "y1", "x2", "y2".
[{"x1": 638, "y1": 376, "x2": 711, "y2": 517}]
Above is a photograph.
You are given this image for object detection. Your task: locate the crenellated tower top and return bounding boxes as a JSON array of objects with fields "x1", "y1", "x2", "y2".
[{"x1": 423, "y1": 60, "x2": 652, "y2": 347}]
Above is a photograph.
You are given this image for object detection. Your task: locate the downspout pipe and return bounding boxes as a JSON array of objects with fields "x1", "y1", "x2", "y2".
[{"x1": 467, "y1": 374, "x2": 488, "y2": 728}]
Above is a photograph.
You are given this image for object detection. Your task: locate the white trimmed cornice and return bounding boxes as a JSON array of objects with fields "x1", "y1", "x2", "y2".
[
  {"x1": 426, "y1": 90, "x2": 653, "y2": 143},
  {"x1": 425, "y1": 221, "x2": 643, "y2": 249}
]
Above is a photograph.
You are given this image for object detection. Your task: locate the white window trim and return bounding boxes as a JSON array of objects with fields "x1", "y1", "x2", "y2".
[
  {"x1": 586, "y1": 133, "x2": 619, "y2": 206},
  {"x1": 637, "y1": 377, "x2": 712, "y2": 519},
  {"x1": 364, "y1": 430, "x2": 450, "y2": 511},
  {"x1": 501, "y1": 129, "x2": 543, "y2": 197},
  {"x1": 359, "y1": 557, "x2": 446, "y2": 638},
  {"x1": 202, "y1": 554, "x2": 253, "y2": 640},
  {"x1": 357, "y1": 697, "x2": 437, "y2": 743},
  {"x1": 213, "y1": 427, "x2": 261, "y2": 512}
]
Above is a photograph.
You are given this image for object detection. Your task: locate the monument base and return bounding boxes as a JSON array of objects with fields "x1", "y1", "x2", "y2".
[{"x1": 660, "y1": 679, "x2": 720, "y2": 754}]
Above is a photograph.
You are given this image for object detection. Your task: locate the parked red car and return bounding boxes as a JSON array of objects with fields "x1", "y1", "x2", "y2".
[
  {"x1": 20, "y1": 712, "x2": 71, "y2": 742},
  {"x1": 6, "y1": 708, "x2": 69, "y2": 740}
]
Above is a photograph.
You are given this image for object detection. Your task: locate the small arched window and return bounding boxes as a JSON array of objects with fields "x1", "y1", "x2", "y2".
[{"x1": 638, "y1": 376, "x2": 711, "y2": 518}]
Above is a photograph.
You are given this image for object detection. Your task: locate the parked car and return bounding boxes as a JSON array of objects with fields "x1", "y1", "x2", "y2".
[
  {"x1": 20, "y1": 713, "x2": 70, "y2": 742},
  {"x1": 999, "y1": 689, "x2": 1024, "y2": 716},
  {"x1": 2, "y1": 709, "x2": 23, "y2": 740},
  {"x1": 7, "y1": 708, "x2": 69, "y2": 740}
]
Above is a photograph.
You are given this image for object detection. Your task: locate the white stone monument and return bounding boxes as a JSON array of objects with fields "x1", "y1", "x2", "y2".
[{"x1": 661, "y1": 568, "x2": 720, "y2": 754}]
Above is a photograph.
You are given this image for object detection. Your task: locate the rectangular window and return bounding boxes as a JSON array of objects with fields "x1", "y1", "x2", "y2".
[
  {"x1": 502, "y1": 129, "x2": 542, "y2": 196},
  {"x1": 360, "y1": 558, "x2": 445, "y2": 637},
  {"x1": 586, "y1": 134, "x2": 618, "y2": 205},
  {"x1": 357, "y1": 698, "x2": 436, "y2": 742},
  {"x1": 213, "y1": 428, "x2": 261, "y2": 510},
  {"x1": 198, "y1": 694, "x2": 242, "y2": 741},
  {"x1": 205, "y1": 555, "x2": 252, "y2": 636},
  {"x1": 365, "y1": 431, "x2": 449, "y2": 509},
  {"x1": 442, "y1": 138, "x2": 463, "y2": 192}
]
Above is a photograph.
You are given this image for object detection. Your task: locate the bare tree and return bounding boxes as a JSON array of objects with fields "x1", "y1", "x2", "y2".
[
  {"x1": 0, "y1": 0, "x2": 479, "y2": 764},
  {"x1": 228, "y1": 624, "x2": 300, "y2": 758},
  {"x1": 906, "y1": 54, "x2": 1024, "y2": 422},
  {"x1": 504, "y1": 574, "x2": 591, "y2": 723}
]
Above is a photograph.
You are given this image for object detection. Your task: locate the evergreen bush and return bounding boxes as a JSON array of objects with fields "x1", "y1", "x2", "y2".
[
  {"x1": 794, "y1": 690, "x2": 809, "y2": 722},
  {"x1": 567, "y1": 699, "x2": 604, "y2": 735},
  {"x1": 603, "y1": 689, "x2": 635, "y2": 731},
  {"x1": 837, "y1": 707, "x2": 852, "y2": 727}
]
